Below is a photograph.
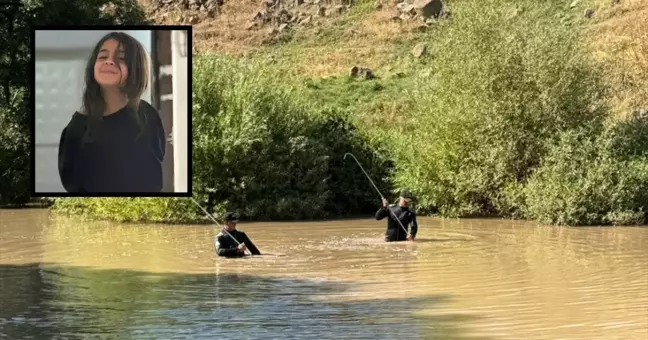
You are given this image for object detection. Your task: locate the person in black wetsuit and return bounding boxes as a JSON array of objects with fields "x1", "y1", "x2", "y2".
[
  {"x1": 376, "y1": 191, "x2": 418, "y2": 242},
  {"x1": 57, "y1": 32, "x2": 166, "y2": 193},
  {"x1": 215, "y1": 212, "x2": 262, "y2": 258}
]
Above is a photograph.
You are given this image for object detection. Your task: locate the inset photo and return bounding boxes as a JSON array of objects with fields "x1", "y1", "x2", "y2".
[{"x1": 31, "y1": 26, "x2": 191, "y2": 196}]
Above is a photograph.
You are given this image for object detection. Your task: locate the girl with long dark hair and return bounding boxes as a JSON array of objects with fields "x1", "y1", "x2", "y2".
[{"x1": 58, "y1": 32, "x2": 166, "y2": 193}]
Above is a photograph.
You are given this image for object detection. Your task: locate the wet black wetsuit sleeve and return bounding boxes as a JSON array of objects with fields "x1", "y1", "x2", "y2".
[
  {"x1": 375, "y1": 206, "x2": 389, "y2": 220},
  {"x1": 241, "y1": 232, "x2": 261, "y2": 255},
  {"x1": 57, "y1": 113, "x2": 88, "y2": 193},
  {"x1": 216, "y1": 235, "x2": 240, "y2": 257},
  {"x1": 141, "y1": 103, "x2": 166, "y2": 192},
  {"x1": 410, "y1": 213, "x2": 418, "y2": 238}
]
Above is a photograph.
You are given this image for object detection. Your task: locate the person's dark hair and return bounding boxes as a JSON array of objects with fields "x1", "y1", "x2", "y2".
[{"x1": 81, "y1": 32, "x2": 150, "y2": 143}]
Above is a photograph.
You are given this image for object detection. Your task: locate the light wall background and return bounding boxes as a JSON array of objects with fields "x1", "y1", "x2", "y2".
[
  {"x1": 171, "y1": 30, "x2": 188, "y2": 194},
  {"x1": 34, "y1": 30, "x2": 153, "y2": 193}
]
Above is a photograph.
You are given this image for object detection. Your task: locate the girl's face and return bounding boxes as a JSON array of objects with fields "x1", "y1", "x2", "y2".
[{"x1": 93, "y1": 38, "x2": 128, "y2": 88}]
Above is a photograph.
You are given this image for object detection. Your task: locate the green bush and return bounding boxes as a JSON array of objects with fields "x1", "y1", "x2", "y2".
[
  {"x1": 25, "y1": 0, "x2": 149, "y2": 25},
  {"x1": 372, "y1": 0, "x2": 607, "y2": 218},
  {"x1": 52, "y1": 197, "x2": 211, "y2": 224},
  {"x1": 524, "y1": 120, "x2": 648, "y2": 225},
  {"x1": 0, "y1": 102, "x2": 30, "y2": 205},
  {"x1": 192, "y1": 54, "x2": 391, "y2": 220}
]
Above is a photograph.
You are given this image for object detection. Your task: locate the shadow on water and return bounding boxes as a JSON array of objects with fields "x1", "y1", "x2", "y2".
[{"x1": 0, "y1": 263, "x2": 492, "y2": 340}]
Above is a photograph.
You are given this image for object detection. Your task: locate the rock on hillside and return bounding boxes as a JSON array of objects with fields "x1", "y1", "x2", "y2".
[
  {"x1": 391, "y1": 0, "x2": 450, "y2": 24},
  {"x1": 145, "y1": 0, "x2": 222, "y2": 24},
  {"x1": 144, "y1": 0, "x2": 450, "y2": 29},
  {"x1": 244, "y1": 0, "x2": 359, "y2": 33},
  {"x1": 144, "y1": 0, "x2": 360, "y2": 26}
]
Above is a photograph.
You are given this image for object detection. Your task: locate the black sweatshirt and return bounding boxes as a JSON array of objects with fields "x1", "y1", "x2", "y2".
[
  {"x1": 376, "y1": 204, "x2": 418, "y2": 242},
  {"x1": 215, "y1": 230, "x2": 262, "y2": 258},
  {"x1": 57, "y1": 101, "x2": 166, "y2": 193}
]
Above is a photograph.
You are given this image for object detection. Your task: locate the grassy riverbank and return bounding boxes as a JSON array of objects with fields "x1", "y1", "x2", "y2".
[{"x1": 8, "y1": 0, "x2": 648, "y2": 225}]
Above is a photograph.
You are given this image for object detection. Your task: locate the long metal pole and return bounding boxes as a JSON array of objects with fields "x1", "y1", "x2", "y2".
[
  {"x1": 190, "y1": 197, "x2": 251, "y2": 256},
  {"x1": 343, "y1": 153, "x2": 409, "y2": 236}
]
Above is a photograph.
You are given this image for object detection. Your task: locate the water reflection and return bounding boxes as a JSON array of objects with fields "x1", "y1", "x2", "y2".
[{"x1": 0, "y1": 263, "x2": 485, "y2": 340}]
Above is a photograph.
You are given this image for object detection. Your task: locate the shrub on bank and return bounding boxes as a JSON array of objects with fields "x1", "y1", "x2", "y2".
[
  {"x1": 52, "y1": 197, "x2": 209, "y2": 224},
  {"x1": 0, "y1": 105, "x2": 30, "y2": 206},
  {"x1": 192, "y1": 55, "x2": 391, "y2": 220},
  {"x1": 524, "y1": 119, "x2": 648, "y2": 226},
  {"x1": 373, "y1": 0, "x2": 609, "y2": 220}
]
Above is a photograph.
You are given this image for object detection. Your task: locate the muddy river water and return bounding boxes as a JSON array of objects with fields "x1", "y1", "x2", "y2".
[{"x1": 1, "y1": 208, "x2": 646, "y2": 339}]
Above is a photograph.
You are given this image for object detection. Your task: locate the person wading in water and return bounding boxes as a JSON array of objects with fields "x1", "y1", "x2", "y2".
[
  {"x1": 215, "y1": 212, "x2": 262, "y2": 257},
  {"x1": 375, "y1": 191, "x2": 418, "y2": 242}
]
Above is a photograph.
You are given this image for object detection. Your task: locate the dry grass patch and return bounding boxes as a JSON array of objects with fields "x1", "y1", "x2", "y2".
[{"x1": 587, "y1": 0, "x2": 648, "y2": 118}]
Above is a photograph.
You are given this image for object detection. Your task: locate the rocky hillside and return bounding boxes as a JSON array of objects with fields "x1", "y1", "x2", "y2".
[
  {"x1": 141, "y1": 0, "x2": 451, "y2": 54},
  {"x1": 145, "y1": 0, "x2": 449, "y2": 27},
  {"x1": 137, "y1": 0, "x2": 647, "y2": 117}
]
